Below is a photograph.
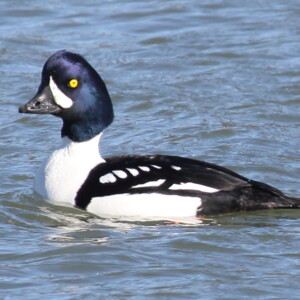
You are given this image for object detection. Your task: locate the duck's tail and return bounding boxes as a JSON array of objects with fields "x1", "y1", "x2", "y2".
[
  {"x1": 280, "y1": 196, "x2": 300, "y2": 209},
  {"x1": 252, "y1": 180, "x2": 300, "y2": 209},
  {"x1": 199, "y1": 180, "x2": 300, "y2": 216}
]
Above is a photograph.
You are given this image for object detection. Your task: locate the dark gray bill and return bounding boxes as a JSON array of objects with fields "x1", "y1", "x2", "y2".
[{"x1": 19, "y1": 86, "x2": 62, "y2": 114}]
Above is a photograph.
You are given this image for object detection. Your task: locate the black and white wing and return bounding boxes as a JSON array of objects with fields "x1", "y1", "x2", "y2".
[{"x1": 75, "y1": 154, "x2": 298, "y2": 216}]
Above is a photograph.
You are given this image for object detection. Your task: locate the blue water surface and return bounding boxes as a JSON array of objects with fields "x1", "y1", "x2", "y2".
[{"x1": 1, "y1": 1, "x2": 300, "y2": 299}]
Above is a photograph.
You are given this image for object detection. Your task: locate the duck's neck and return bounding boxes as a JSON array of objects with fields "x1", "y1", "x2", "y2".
[{"x1": 35, "y1": 133, "x2": 105, "y2": 205}]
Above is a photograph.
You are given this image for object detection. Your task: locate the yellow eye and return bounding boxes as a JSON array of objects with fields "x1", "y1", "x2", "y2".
[{"x1": 68, "y1": 78, "x2": 79, "y2": 88}]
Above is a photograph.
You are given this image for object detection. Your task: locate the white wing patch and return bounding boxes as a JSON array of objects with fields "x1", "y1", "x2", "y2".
[
  {"x1": 112, "y1": 170, "x2": 127, "y2": 179},
  {"x1": 139, "y1": 166, "x2": 151, "y2": 172},
  {"x1": 169, "y1": 182, "x2": 219, "y2": 193},
  {"x1": 99, "y1": 173, "x2": 117, "y2": 184},
  {"x1": 49, "y1": 76, "x2": 73, "y2": 109},
  {"x1": 151, "y1": 164, "x2": 162, "y2": 169},
  {"x1": 126, "y1": 168, "x2": 139, "y2": 176},
  {"x1": 171, "y1": 165, "x2": 182, "y2": 171},
  {"x1": 131, "y1": 179, "x2": 166, "y2": 189}
]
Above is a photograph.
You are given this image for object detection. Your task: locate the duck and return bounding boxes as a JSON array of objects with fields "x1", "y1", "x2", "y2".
[{"x1": 19, "y1": 50, "x2": 300, "y2": 219}]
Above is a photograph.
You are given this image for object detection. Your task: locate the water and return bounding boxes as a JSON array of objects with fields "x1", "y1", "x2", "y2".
[{"x1": 1, "y1": 0, "x2": 300, "y2": 298}]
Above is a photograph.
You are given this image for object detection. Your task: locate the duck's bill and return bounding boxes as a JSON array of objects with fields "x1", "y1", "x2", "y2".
[{"x1": 19, "y1": 86, "x2": 62, "y2": 114}]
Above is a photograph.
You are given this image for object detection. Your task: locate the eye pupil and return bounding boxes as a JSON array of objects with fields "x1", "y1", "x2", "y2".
[{"x1": 68, "y1": 79, "x2": 78, "y2": 88}]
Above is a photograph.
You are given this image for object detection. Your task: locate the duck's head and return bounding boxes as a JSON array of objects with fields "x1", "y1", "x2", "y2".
[{"x1": 19, "y1": 50, "x2": 114, "y2": 142}]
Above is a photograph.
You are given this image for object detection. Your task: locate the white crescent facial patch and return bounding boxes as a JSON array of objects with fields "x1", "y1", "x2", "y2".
[{"x1": 49, "y1": 76, "x2": 73, "y2": 109}]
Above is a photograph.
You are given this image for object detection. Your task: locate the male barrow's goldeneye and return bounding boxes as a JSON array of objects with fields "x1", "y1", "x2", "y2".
[{"x1": 19, "y1": 50, "x2": 300, "y2": 219}]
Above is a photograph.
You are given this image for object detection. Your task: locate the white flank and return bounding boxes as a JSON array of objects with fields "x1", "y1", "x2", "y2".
[
  {"x1": 131, "y1": 179, "x2": 166, "y2": 189},
  {"x1": 87, "y1": 193, "x2": 201, "y2": 218},
  {"x1": 35, "y1": 133, "x2": 105, "y2": 204},
  {"x1": 99, "y1": 173, "x2": 117, "y2": 184},
  {"x1": 49, "y1": 76, "x2": 73, "y2": 109},
  {"x1": 126, "y1": 168, "x2": 139, "y2": 176},
  {"x1": 169, "y1": 182, "x2": 219, "y2": 193}
]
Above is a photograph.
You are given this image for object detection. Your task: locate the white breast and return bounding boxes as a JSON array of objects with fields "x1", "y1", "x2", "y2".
[{"x1": 34, "y1": 134, "x2": 104, "y2": 205}]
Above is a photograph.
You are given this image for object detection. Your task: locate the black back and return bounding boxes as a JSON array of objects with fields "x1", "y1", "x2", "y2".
[{"x1": 75, "y1": 154, "x2": 294, "y2": 215}]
